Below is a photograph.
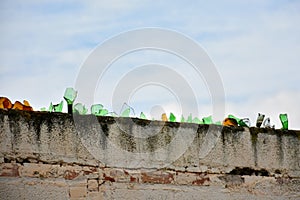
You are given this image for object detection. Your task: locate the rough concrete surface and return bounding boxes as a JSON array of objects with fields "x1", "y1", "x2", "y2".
[{"x1": 0, "y1": 109, "x2": 299, "y2": 199}]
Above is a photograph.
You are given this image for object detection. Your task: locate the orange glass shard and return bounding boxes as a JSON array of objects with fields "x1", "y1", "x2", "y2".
[
  {"x1": 223, "y1": 118, "x2": 238, "y2": 127},
  {"x1": 12, "y1": 101, "x2": 33, "y2": 111},
  {"x1": 0, "y1": 97, "x2": 13, "y2": 109},
  {"x1": 12, "y1": 101, "x2": 23, "y2": 110},
  {"x1": 23, "y1": 100, "x2": 31, "y2": 107}
]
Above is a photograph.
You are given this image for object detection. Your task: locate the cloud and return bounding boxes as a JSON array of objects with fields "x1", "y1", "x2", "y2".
[{"x1": 0, "y1": 0, "x2": 299, "y2": 128}]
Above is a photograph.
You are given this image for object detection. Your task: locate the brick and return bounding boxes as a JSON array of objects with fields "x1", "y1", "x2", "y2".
[
  {"x1": 88, "y1": 179, "x2": 98, "y2": 192},
  {"x1": 64, "y1": 170, "x2": 80, "y2": 180},
  {"x1": 88, "y1": 191, "x2": 106, "y2": 200},
  {"x1": 141, "y1": 171, "x2": 174, "y2": 184},
  {"x1": 109, "y1": 169, "x2": 130, "y2": 182},
  {"x1": 176, "y1": 172, "x2": 209, "y2": 186},
  {"x1": 83, "y1": 166, "x2": 99, "y2": 179},
  {"x1": 0, "y1": 163, "x2": 19, "y2": 177},
  {"x1": 125, "y1": 169, "x2": 141, "y2": 183},
  {"x1": 67, "y1": 177, "x2": 87, "y2": 187},
  {"x1": 19, "y1": 163, "x2": 53, "y2": 178},
  {"x1": 69, "y1": 187, "x2": 87, "y2": 198}
]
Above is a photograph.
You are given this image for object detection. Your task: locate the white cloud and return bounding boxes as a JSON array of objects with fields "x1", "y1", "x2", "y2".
[{"x1": 0, "y1": 0, "x2": 299, "y2": 128}]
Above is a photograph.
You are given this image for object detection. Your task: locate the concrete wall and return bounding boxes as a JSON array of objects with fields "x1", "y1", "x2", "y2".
[{"x1": 0, "y1": 109, "x2": 299, "y2": 199}]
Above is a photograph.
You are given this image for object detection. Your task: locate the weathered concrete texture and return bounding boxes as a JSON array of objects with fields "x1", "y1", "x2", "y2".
[
  {"x1": 0, "y1": 109, "x2": 299, "y2": 175},
  {"x1": 0, "y1": 109, "x2": 300, "y2": 199}
]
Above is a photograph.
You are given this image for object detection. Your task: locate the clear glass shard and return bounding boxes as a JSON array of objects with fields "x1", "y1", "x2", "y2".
[
  {"x1": 256, "y1": 113, "x2": 265, "y2": 128},
  {"x1": 263, "y1": 117, "x2": 271, "y2": 128},
  {"x1": 73, "y1": 103, "x2": 88, "y2": 115}
]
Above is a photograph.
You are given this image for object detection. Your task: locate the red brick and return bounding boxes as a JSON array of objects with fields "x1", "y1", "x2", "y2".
[
  {"x1": 0, "y1": 163, "x2": 19, "y2": 177},
  {"x1": 64, "y1": 170, "x2": 80, "y2": 180},
  {"x1": 141, "y1": 171, "x2": 174, "y2": 184}
]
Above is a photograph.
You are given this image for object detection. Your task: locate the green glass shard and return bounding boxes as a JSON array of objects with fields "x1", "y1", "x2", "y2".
[
  {"x1": 140, "y1": 112, "x2": 147, "y2": 119},
  {"x1": 187, "y1": 114, "x2": 193, "y2": 123},
  {"x1": 73, "y1": 103, "x2": 88, "y2": 115},
  {"x1": 202, "y1": 116, "x2": 213, "y2": 124},
  {"x1": 169, "y1": 113, "x2": 176, "y2": 122},
  {"x1": 99, "y1": 109, "x2": 108, "y2": 116},
  {"x1": 228, "y1": 114, "x2": 248, "y2": 127},
  {"x1": 120, "y1": 103, "x2": 134, "y2": 117},
  {"x1": 192, "y1": 117, "x2": 202, "y2": 124},
  {"x1": 53, "y1": 101, "x2": 63, "y2": 112},
  {"x1": 63, "y1": 88, "x2": 77, "y2": 105},
  {"x1": 279, "y1": 114, "x2": 288, "y2": 130},
  {"x1": 180, "y1": 115, "x2": 185, "y2": 123},
  {"x1": 40, "y1": 107, "x2": 46, "y2": 111},
  {"x1": 48, "y1": 102, "x2": 53, "y2": 112},
  {"x1": 121, "y1": 108, "x2": 130, "y2": 117},
  {"x1": 91, "y1": 104, "x2": 104, "y2": 116}
]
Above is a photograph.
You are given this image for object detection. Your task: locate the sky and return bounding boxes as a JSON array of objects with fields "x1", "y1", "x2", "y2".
[{"x1": 0, "y1": 0, "x2": 299, "y2": 129}]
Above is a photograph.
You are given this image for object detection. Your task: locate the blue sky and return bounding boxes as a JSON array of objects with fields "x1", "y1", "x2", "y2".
[{"x1": 0, "y1": 0, "x2": 299, "y2": 129}]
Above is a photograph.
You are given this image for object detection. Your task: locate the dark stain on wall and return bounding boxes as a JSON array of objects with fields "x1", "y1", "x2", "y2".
[{"x1": 228, "y1": 167, "x2": 270, "y2": 176}]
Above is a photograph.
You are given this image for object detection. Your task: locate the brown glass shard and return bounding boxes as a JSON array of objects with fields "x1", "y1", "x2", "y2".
[
  {"x1": 161, "y1": 113, "x2": 168, "y2": 121},
  {"x1": 0, "y1": 97, "x2": 13, "y2": 109},
  {"x1": 12, "y1": 101, "x2": 33, "y2": 111}
]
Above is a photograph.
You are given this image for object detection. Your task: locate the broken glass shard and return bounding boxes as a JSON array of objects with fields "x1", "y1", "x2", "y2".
[
  {"x1": 241, "y1": 118, "x2": 251, "y2": 127},
  {"x1": 120, "y1": 103, "x2": 134, "y2": 117},
  {"x1": 161, "y1": 113, "x2": 168, "y2": 121},
  {"x1": 202, "y1": 116, "x2": 213, "y2": 124},
  {"x1": 228, "y1": 114, "x2": 248, "y2": 127},
  {"x1": 192, "y1": 117, "x2": 202, "y2": 124},
  {"x1": 169, "y1": 113, "x2": 176, "y2": 122},
  {"x1": 187, "y1": 114, "x2": 193, "y2": 123},
  {"x1": 263, "y1": 117, "x2": 271, "y2": 128},
  {"x1": 48, "y1": 102, "x2": 53, "y2": 112},
  {"x1": 63, "y1": 88, "x2": 77, "y2": 105},
  {"x1": 73, "y1": 103, "x2": 88, "y2": 115},
  {"x1": 279, "y1": 114, "x2": 288, "y2": 130},
  {"x1": 99, "y1": 109, "x2": 108, "y2": 116},
  {"x1": 256, "y1": 113, "x2": 265, "y2": 128},
  {"x1": 140, "y1": 112, "x2": 147, "y2": 119},
  {"x1": 91, "y1": 104, "x2": 104, "y2": 116},
  {"x1": 180, "y1": 115, "x2": 185, "y2": 123},
  {"x1": 0, "y1": 97, "x2": 13, "y2": 109},
  {"x1": 53, "y1": 101, "x2": 63, "y2": 112}
]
